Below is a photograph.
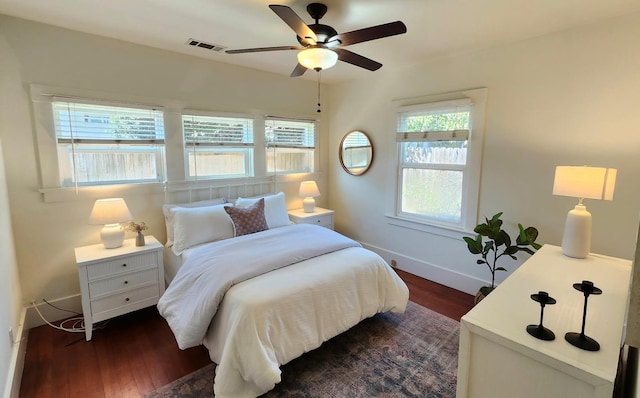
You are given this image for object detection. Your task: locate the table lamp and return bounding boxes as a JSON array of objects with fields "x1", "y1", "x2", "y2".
[
  {"x1": 299, "y1": 181, "x2": 320, "y2": 213},
  {"x1": 89, "y1": 198, "x2": 133, "y2": 249},
  {"x1": 552, "y1": 166, "x2": 616, "y2": 258}
]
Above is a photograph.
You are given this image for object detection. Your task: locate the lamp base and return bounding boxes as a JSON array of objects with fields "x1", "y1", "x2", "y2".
[
  {"x1": 561, "y1": 204, "x2": 591, "y2": 259},
  {"x1": 101, "y1": 223, "x2": 125, "y2": 249},
  {"x1": 302, "y1": 197, "x2": 316, "y2": 213}
]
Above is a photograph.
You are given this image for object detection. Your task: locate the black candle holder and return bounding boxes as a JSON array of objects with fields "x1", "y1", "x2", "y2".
[
  {"x1": 565, "y1": 280, "x2": 602, "y2": 352},
  {"x1": 527, "y1": 291, "x2": 557, "y2": 341}
]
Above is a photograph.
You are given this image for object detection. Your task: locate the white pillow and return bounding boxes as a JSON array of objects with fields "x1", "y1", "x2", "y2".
[
  {"x1": 235, "y1": 192, "x2": 290, "y2": 229},
  {"x1": 163, "y1": 198, "x2": 227, "y2": 247},
  {"x1": 171, "y1": 203, "x2": 234, "y2": 255}
]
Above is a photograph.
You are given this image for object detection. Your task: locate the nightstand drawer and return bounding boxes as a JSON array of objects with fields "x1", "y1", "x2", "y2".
[
  {"x1": 91, "y1": 284, "x2": 159, "y2": 316},
  {"x1": 298, "y1": 215, "x2": 332, "y2": 227},
  {"x1": 87, "y1": 252, "x2": 157, "y2": 280},
  {"x1": 89, "y1": 268, "x2": 158, "y2": 299}
]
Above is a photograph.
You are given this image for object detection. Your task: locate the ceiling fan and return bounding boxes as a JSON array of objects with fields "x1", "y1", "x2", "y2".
[{"x1": 226, "y1": 3, "x2": 407, "y2": 77}]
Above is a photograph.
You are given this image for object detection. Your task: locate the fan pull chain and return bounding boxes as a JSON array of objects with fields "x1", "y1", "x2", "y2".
[{"x1": 316, "y1": 68, "x2": 321, "y2": 113}]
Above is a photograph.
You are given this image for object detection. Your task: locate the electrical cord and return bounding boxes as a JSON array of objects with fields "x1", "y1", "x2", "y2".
[
  {"x1": 42, "y1": 298, "x2": 82, "y2": 316},
  {"x1": 32, "y1": 299, "x2": 111, "y2": 336},
  {"x1": 32, "y1": 301, "x2": 86, "y2": 333}
]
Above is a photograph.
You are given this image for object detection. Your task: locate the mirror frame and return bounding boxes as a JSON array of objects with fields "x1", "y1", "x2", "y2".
[{"x1": 339, "y1": 130, "x2": 374, "y2": 176}]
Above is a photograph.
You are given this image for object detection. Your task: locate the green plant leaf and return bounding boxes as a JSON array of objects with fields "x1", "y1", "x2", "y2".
[
  {"x1": 496, "y1": 267, "x2": 507, "y2": 272},
  {"x1": 476, "y1": 259, "x2": 486, "y2": 265},
  {"x1": 474, "y1": 224, "x2": 491, "y2": 236},
  {"x1": 490, "y1": 212, "x2": 503, "y2": 223},
  {"x1": 519, "y1": 247, "x2": 535, "y2": 255},
  {"x1": 504, "y1": 246, "x2": 519, "y2": 255},
  {"x1": 483, "y1": 241, "x2": 494, "y2": 254},
  {"x1": 464, "y1": 236, "x2": 483, "y2": 254},
  {"x1": 516, "y1": 225, "x2": 539, "y2": 246}
]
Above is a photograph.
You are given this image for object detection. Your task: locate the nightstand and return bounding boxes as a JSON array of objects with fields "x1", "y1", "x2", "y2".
[
  {"x1": 288, "y1": 207, "x2": 335, "y2": 230},
  {"x1": 74, "y1": 235, "x2": 164, "y2": 341}
]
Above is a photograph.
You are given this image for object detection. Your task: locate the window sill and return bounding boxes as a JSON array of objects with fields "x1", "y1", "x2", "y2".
[
  {"x1": 385, "y1": 214, "x2": 475, "y2": 240},
  {"x1": 39, "y1": 183, "x2": 165, "y2": 203}
]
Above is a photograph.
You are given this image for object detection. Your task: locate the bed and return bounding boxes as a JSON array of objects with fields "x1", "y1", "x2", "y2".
[{"x1": 157, "y1": 190, "x2": 409, "y2": 398}]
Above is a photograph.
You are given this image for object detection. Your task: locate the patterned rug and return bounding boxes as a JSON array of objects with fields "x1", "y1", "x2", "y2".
[{"x1": 145, "y1": 301, "x2": 460, "y2": 397}]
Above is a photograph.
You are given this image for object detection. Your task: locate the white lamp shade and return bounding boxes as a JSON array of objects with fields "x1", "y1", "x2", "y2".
[
  {"x1": 297, "y1": 47, "x2": 338, "y2": 70},
  {"x1": 552, "y1": 166, "x2": 617, "y2": 201},
  {"x1": 299, "y1": 181, "x2": 320, "y2": 198},
  {"x1": 89, "y1": 198, "x2": 133, "y2": 225}
]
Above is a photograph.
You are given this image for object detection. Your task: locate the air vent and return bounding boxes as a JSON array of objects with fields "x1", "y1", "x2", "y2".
[{"x1": 185, "y1": 38, "x2": 226, "y2": 52}]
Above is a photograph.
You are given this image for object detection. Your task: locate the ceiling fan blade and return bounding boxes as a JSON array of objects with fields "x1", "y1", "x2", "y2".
[
  {"x1": 333, "y1": 21, "x2": 407, "y2": 47},
  {"x1": 335, "y1": 48, "x2": 382, "y2": 71},
  {"x1": 226, "y1": 45, "x2": 303, "y2": 54},
  {"x1": 269, "y1": 4, "x2": 318, "y2": 43},
  {"x1": 290, "y1": 63, "x2": 307, "y2": 77}
]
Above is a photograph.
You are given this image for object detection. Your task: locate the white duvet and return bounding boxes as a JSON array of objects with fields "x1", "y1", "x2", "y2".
[{"x1": 160, "y1": 224, "x2": 409, "y2": 397}]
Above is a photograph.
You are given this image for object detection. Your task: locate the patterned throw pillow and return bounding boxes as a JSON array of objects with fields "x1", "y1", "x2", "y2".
[{"x1": 224, "y1": 198, "x2": 269, "y2": 236}]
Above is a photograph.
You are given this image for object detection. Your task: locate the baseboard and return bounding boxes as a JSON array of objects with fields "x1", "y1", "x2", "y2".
[
  {"x1": 361, "y1": 242, "x2": 487, "y2": 295},
  {"x1": 3, "y1": 307, "x2": 27, "y2": 398},
  {"x1": 25, "y1": 294, "x2": 83, "y2": 330}
]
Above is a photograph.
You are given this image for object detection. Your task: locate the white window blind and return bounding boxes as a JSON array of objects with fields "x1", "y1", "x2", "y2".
[
  {"x1": 265, "y1": 117, "x2": 316, "y2": 174},
  {"x1": 52, "y1": 100, "x2": 165, "y2": 187},
  {"x1": 183, "y1": 114, "x2": 254, "y2": 147},
  {"x1": 265, "y1": 118, "x2": 315, "y2": 149},
  {"x1": 396, "y1": 99, "x2": 470, "y2": 142},
  {"x1": 53, "y1": 101, "x2": 165, "y2": 143}
]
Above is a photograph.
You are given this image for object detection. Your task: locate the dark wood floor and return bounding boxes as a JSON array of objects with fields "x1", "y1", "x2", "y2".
[{"x1": 19, "y1": 269, "x2": 474, "y2": 398}]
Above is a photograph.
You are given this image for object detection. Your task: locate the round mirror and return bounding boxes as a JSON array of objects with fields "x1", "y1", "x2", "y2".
[{"x1": 339, "y1": 130, "x2": 374, "y2": 176}]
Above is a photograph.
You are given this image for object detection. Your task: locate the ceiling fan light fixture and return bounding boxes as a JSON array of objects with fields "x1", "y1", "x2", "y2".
[{"x1": 297, "y1": 47, "x2": 338, "y2": 70}]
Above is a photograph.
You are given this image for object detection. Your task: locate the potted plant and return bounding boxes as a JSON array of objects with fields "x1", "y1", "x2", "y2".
[
  {"x1": 463, "y1": 212, "x2": 541, "y2": 303},
  {"x1": 125, "y1": 221, "x2": 148, "y2": 247}
]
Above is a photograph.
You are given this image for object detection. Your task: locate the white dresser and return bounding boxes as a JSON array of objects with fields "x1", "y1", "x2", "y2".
[
  {"x1": 456, "y1": 244, "x2": 632, "y2": 398},
  {"x1": 75, "y1": 235, "x2": 164, "y2": 341},
  {"x1": 288, "y1": 207, "x2": 334, "y2": 230}
]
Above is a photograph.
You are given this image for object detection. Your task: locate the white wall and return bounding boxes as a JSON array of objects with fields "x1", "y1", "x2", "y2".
[
  {"x1": 0, "y1": 15, "x2": 330, "y2": 309},
  {"x1": 327, "y1": 12, "x2": 640, "y2": 293},
  {"x1": 0, "y1": 30, "x2": 24, "y2": 396}
]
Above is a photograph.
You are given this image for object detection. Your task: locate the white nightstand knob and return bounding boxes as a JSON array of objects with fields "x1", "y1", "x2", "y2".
[
  {"x1": 125, "y1": 297, "x2": 130, "y2": 302},
  {"x1": 124, "y1": 280, "x2": 128, "y2": 285},
  {"x1": 122, "y1": 263, "x2": 127, "y2": 267}
]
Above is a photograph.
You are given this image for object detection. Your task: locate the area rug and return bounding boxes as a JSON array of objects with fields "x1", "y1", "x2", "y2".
[{"x1": 145, "y1": 301, "x2": 460, "y2": 397}]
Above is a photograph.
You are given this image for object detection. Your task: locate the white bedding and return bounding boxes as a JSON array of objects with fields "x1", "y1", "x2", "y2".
[
  {"x1": 160, "y1": 224, "x2": 409, "y2": 398},
  {"x1": 158, "y1": 224, "x2": 362, "y2": 349}
]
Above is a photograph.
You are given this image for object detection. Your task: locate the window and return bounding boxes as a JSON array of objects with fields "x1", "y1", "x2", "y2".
[
  {"x1": 265, "y1": 117, "x2": 315, "y2": 174},
  {"x1": 182, "y1": 113, "x2": 254, "y2": 179},
  {"x1": 52, "y1": 100, "x2": 165, "y2": 187},
  {"x1": 393, "y1": 88, "x2": 486, "y2": 231}
]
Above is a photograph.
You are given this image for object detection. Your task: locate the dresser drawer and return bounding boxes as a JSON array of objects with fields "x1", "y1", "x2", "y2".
[
  {"x1": 91, "y1": 284, "x2": 159, "y2": 316},
  {"x1": 298, "y1": 214, "x2": 332, "y2": 227},
  {"x1": 88, "y1": 268, "x2": 158, "y2": 299},
  {"x1": 87, "y1": 252, "x2": 157, "y2": 281}
]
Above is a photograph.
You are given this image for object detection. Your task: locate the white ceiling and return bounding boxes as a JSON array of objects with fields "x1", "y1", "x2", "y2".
[{"x1": 1, "y1": 0, "x2": 639, "y2": 84}]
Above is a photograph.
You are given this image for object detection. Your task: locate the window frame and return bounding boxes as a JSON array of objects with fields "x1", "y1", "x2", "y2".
[
  {"x1": 265, "y1": 116, "x2": 317, "y2": 175},
  {"x1": 51, "y1": 99, "x2": 166, "y2": 188},
  {"x1": 181, "y1": 111, "x2": 256, "y2": 180},
  {"x1": 386, "y1": 88, "x2": 487, "y2": 234}
]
